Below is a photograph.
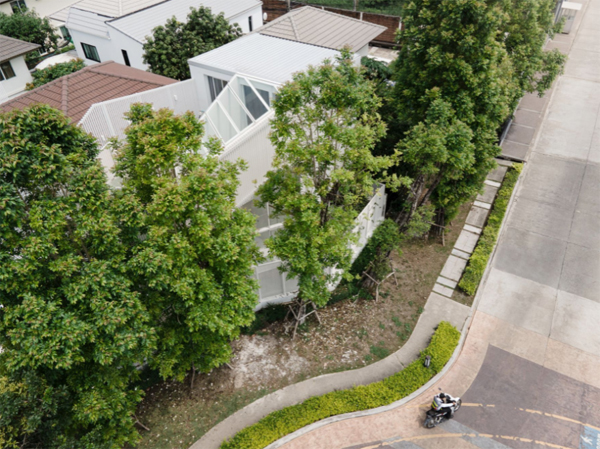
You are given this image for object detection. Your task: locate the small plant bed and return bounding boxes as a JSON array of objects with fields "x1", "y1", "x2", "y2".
[
  {"x1": 459, "y1": 164, "x2": 523, "y2": 295},
  {"x1": 221, "y1": 321, "x2": 461, "y2": 449},
  {"x1": 134, "y1": 202, "x2": 471, "y2": 449}
]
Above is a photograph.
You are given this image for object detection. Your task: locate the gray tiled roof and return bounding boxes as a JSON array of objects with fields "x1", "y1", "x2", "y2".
[
  {"x1": 256, "y1": 6, "x2": 386, "y2": 52},
  {"x1": 0, "y1": 35, "x2": 40, "y2": 63}
]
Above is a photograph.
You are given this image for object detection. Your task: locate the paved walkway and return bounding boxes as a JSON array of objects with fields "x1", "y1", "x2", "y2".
[{"x1": 271, "y1": 1, "x2": 600, "y2": 448}]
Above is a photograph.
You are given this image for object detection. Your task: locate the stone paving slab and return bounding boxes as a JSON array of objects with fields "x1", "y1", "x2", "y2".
[
  {"x1": 576, "y1": 164, "x2": 600, "y2": 215},
  {"x1": 500, "y1": 140, "x2": 529, "y2": 161},
  {"x1": 475, "y1": 184, "x2": 498, "y2": 204},
  {"x1": 487, "y1": 165, "x2": 508, "y2": 182},
  {"x1": 440, "y1": 255, "x2": 469, "y2": 282},
  {"x1": 432, "y1": 283, "x2": 454, "y2": 298},
  {"x1": 454, "y1": 229, "x2": 480, "y2": 254},
  {"x1": 518, "y1": 92, "x2": 549, "y2": 112},
  {"x1": 465, "y1": 206, "x2": 489, "y2": 229},
  {"x1": 436, "y1": 276, "x2": 457, "y2": 289},
  {"x1": 517, "y1": 152, "x2": 585, "y2": 211},
  {"x1": 558, "y1": 243, "x2": 600, "y2": 301},
  {"x1": 504, "y1": 123, "x2": 536, "y2": 146},
  {"x1": 451, "y1": 248, "x2": 471, "y2": 260},
  {"x1": 512, "y1": 109, "x2": 542, "y2": 128},
  {"x1": 477, "y1": 268, "x2": 557, "y2": 336},
  {"x1": 550, "y1": 290, "x2": 600, "y2": 357},
  {"x1": 569, "y1": 210, "x2": 600, "y2": 248},
  {"x1": 505, "y1": 196, "x2": 573, "y2": 242},
  {"x1": 493, "y1": 226, "x2": 567, "y2": 288}
]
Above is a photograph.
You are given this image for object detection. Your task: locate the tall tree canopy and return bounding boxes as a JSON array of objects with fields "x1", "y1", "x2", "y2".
[
  {"x1": 113, "y1": 104, "x2": 261, "y2": 380},
  {"x1": 498, "y1": 0, "x2": 566, "y2": 105},
  {"x1": 257, "y1": 51, "x2": 397, "y2": 318},
  {"x1": 0, "y1": 10, "x2": 59, "y2": 62},
  {"x1": 388, "y1": 0, "x2": 516, "y2": 223},
  {"x1": 0, "y1": 105, "x2": 154, "y2": 448},
  {"x1": 143, "y1": 6, "x2": 242, "y2": 80}
]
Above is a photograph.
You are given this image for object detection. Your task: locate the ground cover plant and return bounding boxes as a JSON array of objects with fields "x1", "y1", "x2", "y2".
[
  {"x1": 459, "y1": 164, "x2": 523, "y2": 295},
  {"x1": 220, "y1": 321, "x2": 460, "y2": 449}
]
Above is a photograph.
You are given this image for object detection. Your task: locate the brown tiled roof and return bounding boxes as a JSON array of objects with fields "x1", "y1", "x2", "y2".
[
  {"x1": 0, "y1": 61, "x2": 177, "y2": 122},
  {"x1": 0, "y1": 34, "x2": 41, "y2": 63}
]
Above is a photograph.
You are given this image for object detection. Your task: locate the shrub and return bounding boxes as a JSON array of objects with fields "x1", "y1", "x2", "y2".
[
  {"x1": 220, "y1": 321, "x2": 460, "y2": 449},
  {"x1": 350, "y1": 218, "x2": 402, "y2": 281},
  {"x1": 26, "y1": 59, "x2": 85, "y2": 90},
  {"x1": 458, "y1": 164, "x2": 523, "y2": 295}
]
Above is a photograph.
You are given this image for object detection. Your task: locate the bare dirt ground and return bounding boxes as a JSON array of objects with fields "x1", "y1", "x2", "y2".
[{"x1": 135, "y1": 202, "x2": 473, "y2": 449}]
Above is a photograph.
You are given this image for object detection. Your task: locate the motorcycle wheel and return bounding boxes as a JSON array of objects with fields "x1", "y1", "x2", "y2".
[
  {"x1": 455, "y1": 399, "x2": 462, "y2": 411},
  {"x1": 424, "y1": 417, "x2": 437, "y2": 428}
]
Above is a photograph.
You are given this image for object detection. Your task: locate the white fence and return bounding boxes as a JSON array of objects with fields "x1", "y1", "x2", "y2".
[
  {"x1": 79, "y1": 79, "x2": 203, "y2": 146},
  {"x1": 253, "y1": 184, "x2": 387, "y2": 310}
]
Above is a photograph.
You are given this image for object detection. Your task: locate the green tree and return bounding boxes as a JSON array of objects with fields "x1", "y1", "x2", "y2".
[
  {"x1": 0, "y1": 10, "x2": 59, "y2": 64},
  {"x1": 0, "y1": 105, "x2": 155, "y2": 448},
  {"x1": 112, "y1": 104, "x2": 261, "y2": 380},
  {"x1": 389, "y1": 0, "x2": 515, "y2": 223},
  {"x1": 143, "y1": 6, "x2": 242, "y2": 80},
  {"x1": 26, "y1": 59, "x2": 85, "y2": 90},
  {"x1": 498, "y1": 0, "x2": 566, "y2": 105},
  {"x1": 257, "y1": 51, "x2": 396, "y2": 325}
]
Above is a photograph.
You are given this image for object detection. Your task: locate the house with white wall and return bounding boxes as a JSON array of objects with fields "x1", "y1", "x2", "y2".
[
  {"x1": 66, "y1": 7, "x2": 387, "y2": 307},
  {"x1": 0, "y1": 34, "x2": 40, "y2": 101},
  {"x1": 51, "y1": 0, "x2": 263, "y2": 71}
]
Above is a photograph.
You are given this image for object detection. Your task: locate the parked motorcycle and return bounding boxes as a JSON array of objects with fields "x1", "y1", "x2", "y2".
[{"x1": 424, "y1": 393, "x2": 462, "y2": 428}]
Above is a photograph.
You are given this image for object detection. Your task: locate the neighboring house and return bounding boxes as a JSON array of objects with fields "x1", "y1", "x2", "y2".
[
  {"x1": 51, "y1": 0, "x2": 264, "y2": 70},
  {"x1": 0, "y1": 34, "x2": 40, "y2": 100},
  {"x1": 0, "y1": 60, "x2": 176, "y2": 181},
  {"x1": 73, "y1": 7, "x2": 388, "y2": 307},
  {"x1": 0, "y1": 0, "x2": 81, "y2": 41}
]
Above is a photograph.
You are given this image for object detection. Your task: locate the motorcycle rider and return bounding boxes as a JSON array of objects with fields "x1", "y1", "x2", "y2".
[{"x1": 432, "y1": 392, "x2": 456, "y2": 419}]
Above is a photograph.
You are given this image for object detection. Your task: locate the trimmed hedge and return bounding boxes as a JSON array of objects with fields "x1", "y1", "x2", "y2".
[
  {"x1": 459, "y1": 164, "x2": 523, "y2": 295},
  {"x1": 220, "y1": 321, "x2": 461, "y2": 449}
]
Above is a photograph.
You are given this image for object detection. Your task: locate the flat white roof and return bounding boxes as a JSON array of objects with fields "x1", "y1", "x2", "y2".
[
  {"x1": 188, "y1": 34, "x2": 340, "y2": 84},
  {"x1": 108, "y1": 0, "x2": 262, "y2": 43}
]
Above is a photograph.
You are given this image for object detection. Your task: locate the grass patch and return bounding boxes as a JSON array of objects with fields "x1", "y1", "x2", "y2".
[
  {"x1": 220, "y1": 321, "x2": 460, "y2": 449},
  {"x1": 458, "y1": 164, "x2": 523, "y2": 295},
  {"x1": 370, "y1": 343, "x2": 390, "y2": 360}
]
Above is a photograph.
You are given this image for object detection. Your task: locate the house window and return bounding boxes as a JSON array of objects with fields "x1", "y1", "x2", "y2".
[
  {"x1": 0, "y1": 61, "x2": 16, "y2": 81},
  {"x1": 121, "y1": 50, "x2": 131, "y2": 66},
  {"x1": 81, "y1": 43, "x2": 100, "y2": 62},
  {"x1": 10, "y1": 0, "x2": 27, "y2": 13},
  {"x1": 60, "y1": 26, "x2": 72, "y2": 42},
  {"x1": 207, "y1": 76, "x2": 227, "y2": 102},
  {"x1": 248, "y1": 16, "x2": 253, "y2": 32}
]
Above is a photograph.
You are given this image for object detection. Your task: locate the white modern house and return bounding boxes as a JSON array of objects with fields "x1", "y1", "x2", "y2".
[
  {"x1": 74, "y1": 7, "x2": 388, "y2": 308},
  {"x1": 52, "y1": 0, "x2": 264, "y2": 71},
  {"x1": 0, "y1": 34, "x2": 40, "y2": 101}
]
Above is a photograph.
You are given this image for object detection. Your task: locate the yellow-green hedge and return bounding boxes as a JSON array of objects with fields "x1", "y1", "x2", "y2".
[
  {"x1": 221, "y1": 321, "x2": 461, "y2": 449},
  {"x1": 458, "y1": 164, "x2": 523, "y2": 296}
]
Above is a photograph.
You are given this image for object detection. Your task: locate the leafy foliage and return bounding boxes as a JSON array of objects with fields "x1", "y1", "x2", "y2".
[
  {"x1": 389, "y1": 0, "x2": 515, "y2": 223},
  {"x1": 113, "y1": 104, "x2": 261, "y2": 380},
  {"x1": 220, "y1": 321, "x2": 460, "y2": 449},
  {"x1": 258, "y1": 51, "x2": 397, "y2": 308},
  {"x1": 350, "y1": 218, "x2": 402, "y2": 281},
  {"x1": 0, "y1": 10, "x2": 59, "y2": 64},
  {"x1": 499, "y1": 0, "x2": 566, "y2": 105},
  {"x1": 0, "y1": 105, "x2": 154, "y2": 448},
  {"x1": 459, "y1": 164, "x2": 522, "y2": 295},
  {"x1": 143, "y1": 6, "x2": 242, "y2": 80},
  {"x1": 26, "y1": 59, "x2": 85, "y2": 90}
]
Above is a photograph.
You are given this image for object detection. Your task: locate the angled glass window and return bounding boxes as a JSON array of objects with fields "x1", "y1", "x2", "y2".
[{"x1": 0, "y1": 61, "x2": 16, "y2": 80}]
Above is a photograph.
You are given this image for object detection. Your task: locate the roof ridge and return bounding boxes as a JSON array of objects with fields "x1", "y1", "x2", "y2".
[
  {"x1": 88, "y1": 63, "x2": 168, "y2": 86},
  {"x1": 289, "y1": 15, "x2": 300, "y2": 41},
  {"x1": 305, "y1": 6, "x2": 385, "y2": 29},
  {"x1": 61, "y1": 77, "x2": 69, "y2": 117}
]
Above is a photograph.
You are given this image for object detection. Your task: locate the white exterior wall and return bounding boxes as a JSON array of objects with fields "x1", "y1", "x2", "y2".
[
  {"x1": 230, "y1": 5, "x2": 263, "y2": 33},
  {"x1": 69, "y1": 29, "x2": 114, "y2": 65},
  {"x1": 0, "y1": 55, "x2": 33, "y2": 98},
  {"x1": 68, "y1": 4, "x2": 263, "y2": 71}
]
